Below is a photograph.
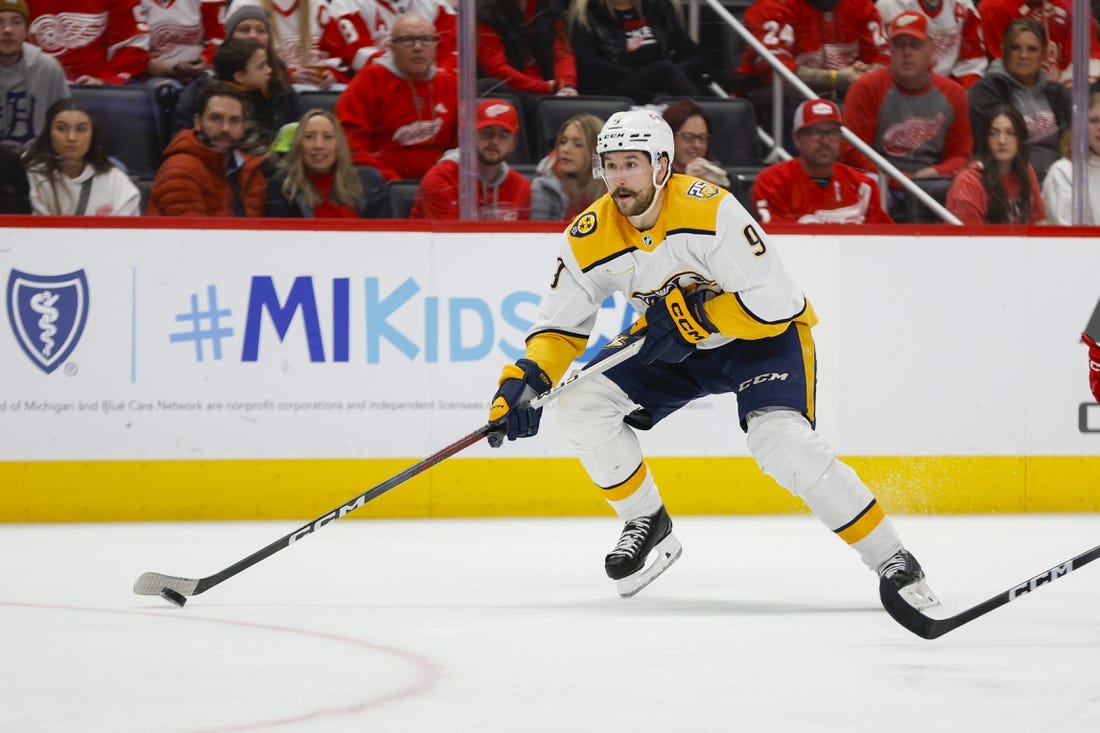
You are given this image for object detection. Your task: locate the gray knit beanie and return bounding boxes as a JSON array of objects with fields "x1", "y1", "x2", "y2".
[{"x1": 224, "y1": 5, "x2": 271, "y2": 39}]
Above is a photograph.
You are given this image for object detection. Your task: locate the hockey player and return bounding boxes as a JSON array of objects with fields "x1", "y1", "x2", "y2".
[{"x1": 486, "y1": 109, "x2": 939, "y2": 610}]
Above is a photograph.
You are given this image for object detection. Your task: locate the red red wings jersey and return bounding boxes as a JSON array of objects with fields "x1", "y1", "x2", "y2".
[
  {"x1": 320, "y1": 0, "x2": 457, "y2": 72},
  {"x1": 752, "y1": 158, "x2": 893, "y2": 223},
  {"x1": 980, "y1": 0, "x2": 1100, "y2": 84},
  {"x1": 29, "y1": 0, "x2": 150, "y2": 85},
  {"x1": 141, "y1": 0, "x2": 223, "y2": 66},
  {"x1": 737, "y1": 0, "x2": 889, "y2": 79}
]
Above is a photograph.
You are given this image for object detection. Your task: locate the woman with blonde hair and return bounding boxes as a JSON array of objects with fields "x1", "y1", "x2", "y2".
[
  {"x1": 23, "y1": 98, "x2": 140, "y2": 216},
  {"x1": 267, "y1": 109, "x2": 386, "y2": 218},
  {"x1": 530, "y1": 113, "x2": 605, "y2": 220},
  {"x1": 1042, "y1": 92, "x2": 1100, "y2": 225}
]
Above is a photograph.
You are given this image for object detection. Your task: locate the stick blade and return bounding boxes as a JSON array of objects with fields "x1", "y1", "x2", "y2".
[
  {"x1": 879, "y1": 578, "x2": 943, "y2": 640},
  {"x1": 133, "y1": 572, "x2": 200, "y2": 598}
]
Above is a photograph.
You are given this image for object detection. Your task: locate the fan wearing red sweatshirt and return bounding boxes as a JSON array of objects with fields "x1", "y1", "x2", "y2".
[
  {"x1": 335, "y1": 11, "x2": 456, "y2": 181},
  {"x1": 28, "y1": 0, "x2": 150, "y2": 85},
  {"x1": 411, "y1": 98, "x2": 531, "y2": 221}
]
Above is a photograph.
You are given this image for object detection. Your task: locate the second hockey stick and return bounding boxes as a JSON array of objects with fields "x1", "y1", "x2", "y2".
[
  {"x1": 880, "y1": 542, "x2": 1100, "y2": 639},
  {"x1": 133, "y1": 337, "x2": 643, "y2": 606}
]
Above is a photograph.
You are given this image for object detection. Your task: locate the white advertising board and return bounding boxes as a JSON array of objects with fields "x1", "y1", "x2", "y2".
[{"x1": 1, "y1": 225, "x2": 1097, "y2": 461}]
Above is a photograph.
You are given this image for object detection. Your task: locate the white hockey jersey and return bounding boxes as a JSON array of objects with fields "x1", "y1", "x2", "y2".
[
  {"x1": 141, "y1": 0, "x2": 223, "y2": 66},
  {"x1": 524, "y1": 175, "x2": 816, "y2": 383}
]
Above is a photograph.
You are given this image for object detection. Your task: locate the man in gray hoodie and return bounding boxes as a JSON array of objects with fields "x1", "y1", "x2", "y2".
[{"x1": 0, "y1": 0, "x2": 69, "y2": 151}]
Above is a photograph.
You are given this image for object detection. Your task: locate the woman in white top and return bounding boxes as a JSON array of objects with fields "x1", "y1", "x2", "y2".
[
  {"x1": 23, "y1": 99, "x2": 141, "y2": 217},
  {"x1": 1042, "y1": 91, "x2": 1100, "y2": 225}
]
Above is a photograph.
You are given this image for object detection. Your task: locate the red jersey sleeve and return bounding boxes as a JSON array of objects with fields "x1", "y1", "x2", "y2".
[
  {"x1": 103, "y1": 0, "x2": 150, "y2": 83},
  {"x1": 476, "y1": 21, "x2": 553, "y2": 95},
  {"x1": 931, "y1": 77, "x2": 972, "y2": 176},
  {"x1": 855, "y1": 0, "x2": 890, "y2": 66},
  {"x1": 839, "y1": 70, "x2": 891, "y2": 172}
]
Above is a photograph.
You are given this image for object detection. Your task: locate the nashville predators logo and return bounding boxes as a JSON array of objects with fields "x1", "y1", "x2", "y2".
[
  {"x1": 571, "y1": 212, "x2": 597, "y2": 238},
  {"x1": 686, "y1": 181, "x2": 720, "y2": 200}
]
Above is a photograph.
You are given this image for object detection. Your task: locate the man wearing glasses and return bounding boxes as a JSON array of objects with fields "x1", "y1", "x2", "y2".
[
  {"x1": 752, "y1": 98, "x2": 892, "y2": 224},
  {"x1": 335, "y1": 12, "x2": 457, "y2": 181},
  {"x1": 321, "y1": 0, "x2": 457, "y2": 74}
]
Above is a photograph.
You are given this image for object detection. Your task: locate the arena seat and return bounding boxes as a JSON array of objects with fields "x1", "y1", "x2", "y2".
[
  {"x1": 70, "y1": 85, "x2": 166, "y2": 180},
  {"x1": 297, "y1": 90, "x2": 341, "y2": 113},
  {"x1": 534, "y1": 95, "x2": 632, "y2": 160},
  {"x1": 386, "y1": 179, "x2": 420, "y2": 218}
]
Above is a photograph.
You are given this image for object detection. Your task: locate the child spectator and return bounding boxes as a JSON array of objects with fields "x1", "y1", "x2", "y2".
[
  {"x1": 27, "y1": 0, "x2": 150, "y2": 85},
  {"x1": 875, "y1": 0, "x2": 987, "y2": 89},
  {"x1": 753, "y1": 98, "x2": 892, "y2": 224},
  {"x1": 172, "y1": 38, "x2": 301, "y2": 157},
  {"x1": 148, "y1": 82, "x2": 267, "y2": 216},
  {"x1": 662, "y1": 99, "x2": 729, "y2": 188},
  {"x1": 967, "y1": 19, "x2": 1071, "y2": 184},
  {"x1": 0, "y1": 145, "x2": 30, "y2": 212},
  {"x1": 221, "y1": 4, "x2": 294, "y2": 91},
  {"x1": 946, "y1": 104, "x2": 1046, "y2": 224},
  {"x1": 321, "y1": 0, "x2": 457, "y2": 74},
  {"x1": 411, "y1": 98, "x2": 530, "y2": 220},
  {"x1": 23, "y1": 98, "x2": 140, "y2": 215},
  {"x1": 225, "y1": 0, "x2": 344, "y2": 89},
  {"x1": 1042, "y1": 92, "x2": 1100, "y2": 224},
  {"x1": 335, "y1": 12, "x2": 457, "y2": 181},
  {"x1": 266, "y1": 108, "x2": 388, "y2": 217},
  {"x1": 530, "y1": 112, "x2": 603, "y2": 220},
  {"x1": 567, "y1": 0, "x2": 703, "y2": 103},
  {"x1": 0, "y1": 0, "x2": 70, "y2": 151},
  {"x1": 477, "y1": 0, "x2": 577, "y2": 97},
  {"x1": 141, "y1": 0, "x2": 223, "y2": 81}
]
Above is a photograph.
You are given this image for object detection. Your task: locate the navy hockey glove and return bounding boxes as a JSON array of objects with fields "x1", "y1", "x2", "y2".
[
  {"x1": 638, "y1": 287, "x2": 712, "y2": 364},
  {"x1": 487, "y1": 359, "x2": 553, "y2": 448}
]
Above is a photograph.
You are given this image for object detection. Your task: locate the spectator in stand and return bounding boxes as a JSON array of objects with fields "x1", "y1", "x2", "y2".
[
  {"x1": 411, "y1": 98, "x2": 531, "y2": 220},
  {"x1": 477, "y1": 0, "x2": 576, "y2": 97},
  {"x1": 265, "y1": 108, "x2": 387, "y2": 217},
  {"x1": 875, "y1": 0, "x2": 987, "y2": 89},
  {"x1": 841, "y1": 10, "x2": 972, "y2": 220},
  {"x1": 335, "y1": 12, "x2": 457, "y2": 181},
  {"x1": 220, "y1": 4, "x2": 295, "y2": 91},
  {"x1": 736, "y1": 0, "x2": 888, "y2": 148},
  {"x1": 141, "y1": 0, "x2": 223, "y2": 81},
  {"x1": 1042, "y1": 92, "x2": 1100, "y2": 224},
  {"x1": 225, "y1": 0, "x2": 344, "y2": 89},
  {"x1": 968, "y1": 19, "x2": 1071, "y2": 185},
  {"x1": 0, "y1": 145, "x2": 31, "y2": 212},
  {"x1": 662, "y1": 99, "x2": 730, "y2": 189},
  {"x1": 23, "y1": 98, "x2": 140, "y2": 215},
  {"x1": 171, "y1": 38, "x2": 301, "y2": 158},
  {"x1": 980, "y1": 0, "x2": 1100, "y2": 88},
  {"x1": 945, "y1": 104, "x2": 1046, "y2": 225},
  {"x1": 530, "y1": 112, "x2": 603, "y2": 220},
  {"x1": 567, "y1": 0, "x2": 704, "y2": 104},
  {"x1": 321, "y1": 0, "x2": 457, "y2": 74},
  {"x1": 0, "y1": 0, "x2": 70, "y2": 151},
  {"x1": 753, "y1": 98, "x2": 893, "y2": 224},
  {"x1": 148, "y1": 82, "x2": 266, "y2": 216},
  {"x1": 27, "y1": 0, "x2": 150, "y2": 85}
]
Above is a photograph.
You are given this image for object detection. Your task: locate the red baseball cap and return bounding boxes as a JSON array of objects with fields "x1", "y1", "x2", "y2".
[
  {"x1": 477, "y1": 99, "x2": 519, "y2": 135},
  {"x1": 793, "y1": 99, "x2": 841, "y2": 133},
  {"x1": 889, "y1": 10, "x2": 929, "y2": 41}
]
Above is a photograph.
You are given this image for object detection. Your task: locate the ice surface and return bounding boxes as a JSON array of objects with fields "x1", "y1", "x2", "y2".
[{"x1": 3, "y1": 515, "x2": 1099, "y2": 732}]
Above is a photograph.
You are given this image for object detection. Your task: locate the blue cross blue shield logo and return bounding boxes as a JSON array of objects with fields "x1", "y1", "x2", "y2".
[{"x1": 6, "y1": 269, "x2": 90, "y2": 374}]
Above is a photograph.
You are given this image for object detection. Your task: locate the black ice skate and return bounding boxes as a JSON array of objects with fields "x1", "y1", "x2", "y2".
[
  {"x1": 878, "y1": 549, "x2": 940, "y2": 610},
  {"x1": 604, "y1": 506, "x2": 682, "y2": 598}
]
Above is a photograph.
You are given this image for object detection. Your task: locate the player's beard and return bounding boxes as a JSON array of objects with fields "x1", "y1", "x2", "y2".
[{"x1": 612, "y1": 184, "x2": 656, "y2": 218}]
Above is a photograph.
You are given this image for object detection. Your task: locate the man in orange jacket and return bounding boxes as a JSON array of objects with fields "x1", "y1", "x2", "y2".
[{"x1": 148, "y1": 82, "x2": 266, "y2": 217}]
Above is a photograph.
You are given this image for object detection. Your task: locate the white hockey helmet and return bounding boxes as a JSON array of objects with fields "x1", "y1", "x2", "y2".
[{"x1": 594, "y1": 109, "x2": 675, "y2": 189}]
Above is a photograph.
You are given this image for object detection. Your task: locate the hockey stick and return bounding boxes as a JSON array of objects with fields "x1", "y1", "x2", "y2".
[
  {"x1": 880, "y1": 543, "x2": 1100, "y2": 639},
  {"x1": 134, "y1": 337, "x2": 644, "y2": 606}
]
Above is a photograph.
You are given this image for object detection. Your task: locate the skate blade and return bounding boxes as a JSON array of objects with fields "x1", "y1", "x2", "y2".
[
  {"x1": 616, "y1": 533, "x2": 683, "y2": 599},
  {"x1": 897, "y1": 579, "x2": 940, "y2": 610}
]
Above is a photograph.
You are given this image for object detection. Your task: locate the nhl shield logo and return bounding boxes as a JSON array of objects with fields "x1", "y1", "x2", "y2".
[{"x1": 6, "y1": 269, "x2": 90, "y2": 374}]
